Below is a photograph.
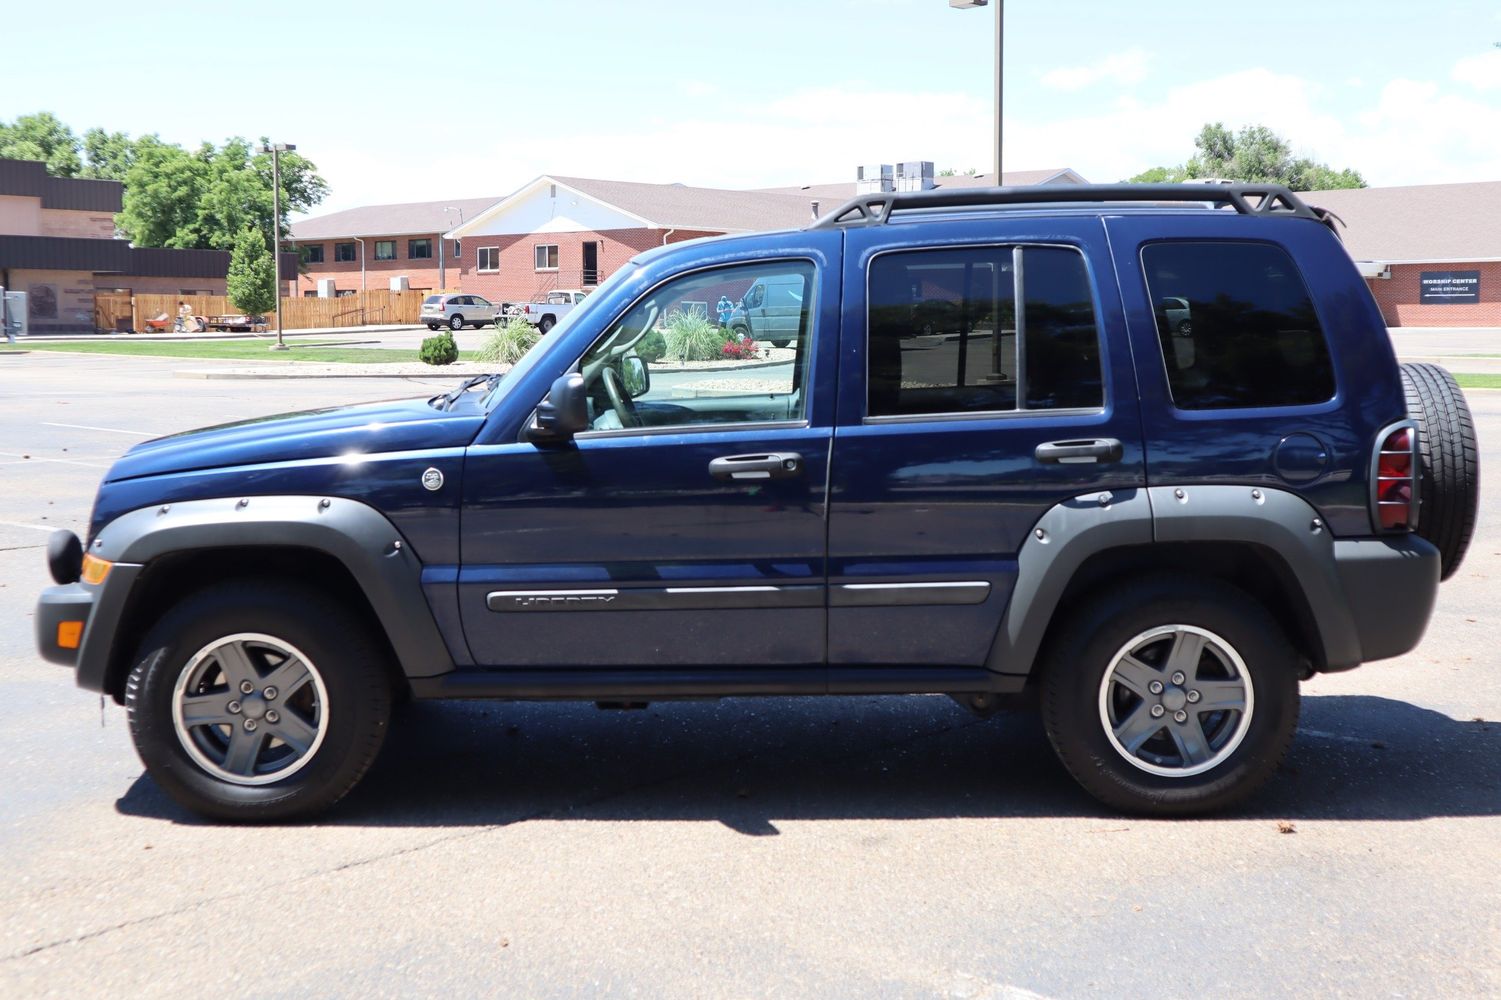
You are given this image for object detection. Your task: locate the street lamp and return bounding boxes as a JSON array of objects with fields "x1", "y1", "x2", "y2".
[
  {"x1": 260, "y1": 142, "x2": 296, "y2": 351},
  {"x1": 440, "y1": 206, "x2": 465, "y2": 292},
  {"x1": 949, "y1": 0, "x2": 1002, "y2": 182}
]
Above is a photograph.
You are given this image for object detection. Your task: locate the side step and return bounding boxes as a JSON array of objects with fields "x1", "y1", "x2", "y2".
[{"x1": 407, "y1": 666, "x2": 1026, "y2": 702}]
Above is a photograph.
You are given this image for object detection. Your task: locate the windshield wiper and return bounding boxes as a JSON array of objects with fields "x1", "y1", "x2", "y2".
[{"x1": 433, "y1": 373, "x2": 504, "y2": 411}]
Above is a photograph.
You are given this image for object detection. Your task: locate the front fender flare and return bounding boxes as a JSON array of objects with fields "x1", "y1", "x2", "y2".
[{"x1": 79, "y1": 495, "x2": 455, "y2": 692}]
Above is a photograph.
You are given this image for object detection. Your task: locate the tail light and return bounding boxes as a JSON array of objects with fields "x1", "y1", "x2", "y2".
[{"x1": 1372, "y1": 422, "x2": 1417, "y2": 532}]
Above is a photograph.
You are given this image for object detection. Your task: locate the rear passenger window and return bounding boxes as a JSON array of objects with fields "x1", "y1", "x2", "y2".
[
  {"x1": 867, "y1": 245, "x2": 1103, "y2": 417},
  {"x1": 1141, "y1": 242, "x2": 1335, "y2": 410}
]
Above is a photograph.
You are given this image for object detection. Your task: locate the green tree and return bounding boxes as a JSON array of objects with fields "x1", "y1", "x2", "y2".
[
  {"x1": 118, "y1": 137, "x2": 210, "y2": 248},
  {"x1": 1128, "y1": 122, "x2": 1365, "y2": 190},
  {"x1": 0, "y1": 112, "x2": 82, "y2": 176},
  {"x1": 226, "y1": 226, "x2": 276, "y2": 316},
  {"x1": 80, "y1": 127, "x2": 138, "y2": 181}
]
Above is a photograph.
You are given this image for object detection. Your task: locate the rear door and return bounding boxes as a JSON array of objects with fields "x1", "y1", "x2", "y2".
[{"x1": 827, "y1": 216, "x2": 1146, "y2": 667}]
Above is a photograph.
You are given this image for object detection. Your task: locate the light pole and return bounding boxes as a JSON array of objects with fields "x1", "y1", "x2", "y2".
[
  {"x1": 949, "y1": 0, "x2": 1002, "y2": 182},
  {"x1": 260, "y1": 142, "x2": 296, "y2": 351},
  {"x1": 441, "y1": 206, "x2": 465, "y2": 291}
]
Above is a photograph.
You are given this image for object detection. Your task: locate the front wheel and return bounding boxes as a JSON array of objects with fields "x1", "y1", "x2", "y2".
[
  {"x1": 448, "y1": 314, "x2": 464, "y2": 331},
  {"x1": 125, "y1": 582, "x2": 392, "y2": 822},
  {"x1": 1040, "y1": 576, "x2": 1299, "y2": 816}
]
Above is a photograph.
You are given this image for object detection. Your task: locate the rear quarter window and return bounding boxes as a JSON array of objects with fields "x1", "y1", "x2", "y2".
[{"x1": 1141, "y1": 241, "x2": 1335, "y2": 410}]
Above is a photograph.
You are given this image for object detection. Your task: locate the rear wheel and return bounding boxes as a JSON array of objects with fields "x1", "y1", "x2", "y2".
[
  {"x1": 426, "y1": 323, "x2": 439, "y2": 331},
  {"x1": 1040, "y1": 577, "x2": 1299, "y2": 815},
  {"x1": 1400, "y1": 362, "x2": 1479, "y2": 580},
  {"x1": 538, "y1": 315, "x2": 555, "y2": 334},
  {"x1": 125, "y1": 582, "x2": 392, "y2": 822}
]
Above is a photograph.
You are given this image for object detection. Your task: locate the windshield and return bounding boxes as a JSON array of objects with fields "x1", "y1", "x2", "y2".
[{"x1": 480, "y1": 263, "x2": 638, "y2": 409}]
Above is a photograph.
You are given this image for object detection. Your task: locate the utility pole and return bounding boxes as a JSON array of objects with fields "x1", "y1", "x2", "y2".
[{"x1": 260, "y1": 142, "x2": 296, "y2": 351}]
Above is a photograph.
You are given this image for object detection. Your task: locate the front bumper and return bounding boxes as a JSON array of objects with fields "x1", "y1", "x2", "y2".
[
  {"x1": 35, "y1": 563, "x2": 142, "y2": 692},
  {"x1": 35, "y1": 583, "x2": 95, "y2": 667}
]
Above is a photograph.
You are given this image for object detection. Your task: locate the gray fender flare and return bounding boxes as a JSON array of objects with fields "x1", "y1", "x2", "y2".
[
  {"x1": 80, "y1": 495, "x2": 454, "y2": 691},
  {"x1": 985, "y1": 485, "x2": 1361, "y2": 676}
]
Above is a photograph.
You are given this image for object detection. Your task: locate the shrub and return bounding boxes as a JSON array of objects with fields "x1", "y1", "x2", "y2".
[
  {"x1": 635, "y1": 329, "x2": 667, "y2": 363},
  {"x1": 721, "y1": 338, "x2": 760, "y2": 360},
  {"x1": 226, "y1": 226, "x2": 276, "y2": 316},
  {"x1": 475, "y1": 317, "x2": 540, "y2": 365},
  {"x1": 661, "y1": 309, "x2": 728, "y2": 362},
  {"x1": 419, "y1": 331, "x2": 459, "y2": 365}
]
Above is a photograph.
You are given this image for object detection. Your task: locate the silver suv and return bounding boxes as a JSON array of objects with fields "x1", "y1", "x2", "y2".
[{"x1": 421, "y1": 294, "x2": 501, "y2": 331}]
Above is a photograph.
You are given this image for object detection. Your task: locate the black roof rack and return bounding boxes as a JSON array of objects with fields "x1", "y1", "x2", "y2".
[{"x1": 808, "y1": 183, "x2": 1324, "y2": 229}]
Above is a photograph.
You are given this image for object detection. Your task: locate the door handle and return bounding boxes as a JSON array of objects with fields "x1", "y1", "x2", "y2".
[
  {"x1": 708, "y1": 452, "x2": 803, "y2": 481},
  {"x1": 1034, "y1": 438, "x2": 1123, "y2": 465}
]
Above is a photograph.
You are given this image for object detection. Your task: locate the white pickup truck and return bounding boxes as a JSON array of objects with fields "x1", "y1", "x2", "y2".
[{"x1": 519, "y1": 289, "x2": 589, "y2": 333}]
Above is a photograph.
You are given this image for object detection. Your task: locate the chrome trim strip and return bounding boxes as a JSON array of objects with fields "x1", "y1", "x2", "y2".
[
  {"x1": 831, "y1": 580, "x2": 992, "y2": 608},
  {"x1": 486, "y1": 584, "x2": 822, "y2": 612},
  {"x1": 841, "y1": 581, "x2": 990, "y2": 591}
]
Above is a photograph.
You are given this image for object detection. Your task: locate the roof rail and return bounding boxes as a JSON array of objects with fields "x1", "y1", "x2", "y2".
[{"x1": 808, "y1": 183, "x2": 1324, "y2": 229}]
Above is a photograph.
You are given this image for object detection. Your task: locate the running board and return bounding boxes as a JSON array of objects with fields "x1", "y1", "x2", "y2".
[{"x1": 407, "y1": 666, "x2": 1026, "y2": 701}]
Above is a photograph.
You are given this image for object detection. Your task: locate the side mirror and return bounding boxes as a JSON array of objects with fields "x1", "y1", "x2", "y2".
[
  {"x1": 527, "y1": 372, "x2": 589, "y2": 443},
  {"x1": 621, "y1": 355, "x2": 649, "y2": 397}
]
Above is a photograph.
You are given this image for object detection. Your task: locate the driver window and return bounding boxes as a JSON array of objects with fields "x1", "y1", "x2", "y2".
[{"x1": 577, "y1": 261, "x2": 816, "y2": 433}]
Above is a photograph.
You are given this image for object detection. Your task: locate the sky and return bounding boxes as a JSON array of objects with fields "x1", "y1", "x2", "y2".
[{"x1": 4, "y1": 0, "x2": 1499, "y2": 219}]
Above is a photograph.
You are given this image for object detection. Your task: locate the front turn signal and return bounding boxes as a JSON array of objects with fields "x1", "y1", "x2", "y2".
[
  {"x1": 80, "y1": 554, "x2": 113, "y2": 585},
  {"x1": 57, "y1": 620, "x2": 84, "y2": 649}
]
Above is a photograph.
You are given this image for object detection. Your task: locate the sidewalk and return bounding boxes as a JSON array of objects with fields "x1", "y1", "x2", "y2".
[{"x1": 29, "y1": 323, "x2": 425, "y2": 343}]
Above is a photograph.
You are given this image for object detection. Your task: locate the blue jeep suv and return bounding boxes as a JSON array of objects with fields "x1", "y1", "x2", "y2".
[{"x1": 35, "y1": 185, "x2": 1479, "y2": 820}]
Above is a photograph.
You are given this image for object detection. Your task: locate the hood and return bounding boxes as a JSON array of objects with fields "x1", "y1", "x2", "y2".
[{"x1": 106, "y1": 395, "x2": 487, "y2": 482}]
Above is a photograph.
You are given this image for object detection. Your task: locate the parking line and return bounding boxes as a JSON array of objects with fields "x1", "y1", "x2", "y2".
[
  {"x1": 0, "y1": 452, "x2": 111, "y2": 469},
  {"x1": 41, "y1": 422, "x2": 155, "y2": 437},
  {"x1": 0, "y1": 519, "x2": 58, "y2": 533}
]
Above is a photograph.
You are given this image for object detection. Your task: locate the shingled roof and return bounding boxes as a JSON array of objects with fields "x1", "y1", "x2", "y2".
[
  {"x1": 545, "y1": 176, "x2": 821, "y2": 232},
  {"x1": 1300, "y1": 181, "x2": 1501, "y2": 263},
  {"x1": 290, "y1": 196, "x2": 499, "y2": 240}
]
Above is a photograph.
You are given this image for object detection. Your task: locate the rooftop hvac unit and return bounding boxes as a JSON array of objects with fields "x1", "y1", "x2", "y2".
[
  {"x1": 389, "y1": 275, "x2": 410, "y2": 292},
  {"x1": 856, "y1": 164, "x2": 894, "y2": 194},
  {"x1": 896, "y1": 160, "x2": 936, "y2": 192},
  {"x1": 316, "y1": 279, "x2": 337, "y2": 298}
]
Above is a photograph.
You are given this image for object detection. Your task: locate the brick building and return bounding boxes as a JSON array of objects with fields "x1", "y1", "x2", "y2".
[
  {"x1": 1301, "y1": 181, "x2": 1501, "y2": 328},
  {"x1": 289, "y1": 167, "x2": 1089, "y2": 307},
  {"x1": 286, "y1": 196, "x2": 496, "y2": 297},
  {"x1": 0, "y1": 158, "x2": 232, "y2": 333}
]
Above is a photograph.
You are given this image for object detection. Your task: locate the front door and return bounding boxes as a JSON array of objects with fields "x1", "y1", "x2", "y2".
[
  {"x1": 581, "y1": 242, "x2": 600, "y2": 286},
  {"x1": 458, "y1": 246, "x2": 841, "y2": 668},
  {"x1": 827, "y1": 218, "x2": 1146, "y2": 667}
]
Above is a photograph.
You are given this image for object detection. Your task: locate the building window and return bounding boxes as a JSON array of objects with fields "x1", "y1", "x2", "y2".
[
  {"x1": 409, "y1": 238, "x2": 432, "y2": 260},
  {"x1": 335, "y1": 289, "x2": 357, "y2": 298},
  {"x1": 453, "y1": 240, "x2": 461, "y2": 259},
  {"x1": 1141, "y1": 241, "x2": 1335, "y2": 410},
  {"x1": 303, "y1": 244, "x2": 325, "y2": 264},
  {"x1": 334, "y1": 242, "x2": 357, "y2": 263},
  {"x1": 534, "y1": 244, "x2": 559, "y2": 271},
  {"x1": 303, "y1": 290, "x2": 318, "y2": 298},
  {"x1": 478, "y1": 247, "x2": 500, "y2": 272},
  {"x1": 374, "y1": 240, "x2": 396, "y2": 261}
]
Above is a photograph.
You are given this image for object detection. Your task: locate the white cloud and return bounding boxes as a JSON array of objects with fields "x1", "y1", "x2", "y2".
[
  {"x1": 1040, "y1": 49, "x2": 1151, "y2": 92},
  {"x1": 1452, "y1": 49, "x2": 1501, "y2": 91}
]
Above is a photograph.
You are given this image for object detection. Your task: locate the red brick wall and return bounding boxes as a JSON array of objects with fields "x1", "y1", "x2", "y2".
[
  {"x1": 1366, "y1": 262, "x2": 1501, "y2": 327},
  {"x1": 293, "y1": 233, "x2": 460, "y2": 295},
  {"x1": 457, "y1": 228, "x2": 721, "y2": 302}
]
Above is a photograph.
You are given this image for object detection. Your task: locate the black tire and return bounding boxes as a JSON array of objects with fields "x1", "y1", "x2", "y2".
[
  {"x1": 1040, "y1": 576, "x2": 1300, "y2": 816},
  {"x1": 124, "y1": 581, "x2": 392, "y2": 822},
  {"x1": 448, "y1": 314, "x2": 464, "y2": 331},
  {"x1": 537, "y1": 315, "x2": 555, "y2": 334},
  {"x1": 426, "y1": 323, "x2": 439, "y2": 331},
  {"x1": 1400, "y1": 362, "x2": 1479, "y2": 580},
  {"x1": 770, "y1": 339, "x2": 791, "y2": 349}
]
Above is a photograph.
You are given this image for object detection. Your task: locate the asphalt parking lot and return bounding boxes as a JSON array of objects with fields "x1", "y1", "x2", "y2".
[{"x1": 1, "y1": 346, "x2": 1498, "y2": 998}]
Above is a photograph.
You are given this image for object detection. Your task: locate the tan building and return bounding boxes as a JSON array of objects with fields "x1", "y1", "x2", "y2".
[{"x1": 0, "y1": 158, "x2": 232, "y2": 333}]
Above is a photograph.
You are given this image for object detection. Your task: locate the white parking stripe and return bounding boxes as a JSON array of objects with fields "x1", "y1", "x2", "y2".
[
  {"x1": 40, "y1": 422, "x2": 155, "y2": 437},
  {"x1": 0, "y1": 453, "x2": 110, "y2": 469},
  {"x1": 0, "y1": 519, "x2": 59, "y2": 533}
]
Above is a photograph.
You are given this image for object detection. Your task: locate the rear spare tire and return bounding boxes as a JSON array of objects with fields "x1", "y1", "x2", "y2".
[{"x1": 1400, "y1": 362, "x2": 1480, "y2": 580}]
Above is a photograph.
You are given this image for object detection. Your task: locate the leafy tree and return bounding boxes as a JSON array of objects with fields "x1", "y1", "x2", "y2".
[
  {"x1": 1128, "y1": 122, "x2": 1365, "y2": 190},
  {"x1": 0, "y1": 112, "x2": 82, "y2": 176},
  {"x1": 226, "y1": 226, "x2": 276, "y2": 316},
  {"x1": 80, "y1": 127, "x2": 138, "y2": 181}
]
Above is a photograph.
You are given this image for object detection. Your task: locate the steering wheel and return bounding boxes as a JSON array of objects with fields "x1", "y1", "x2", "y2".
[{"x1": 600, "y1": 366, "x2": 641, "y2": 428}]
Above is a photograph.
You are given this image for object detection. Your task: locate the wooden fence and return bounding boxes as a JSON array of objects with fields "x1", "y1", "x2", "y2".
[{"x1": 109, "y1": 290, "x2": 429, "y2": 333}]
